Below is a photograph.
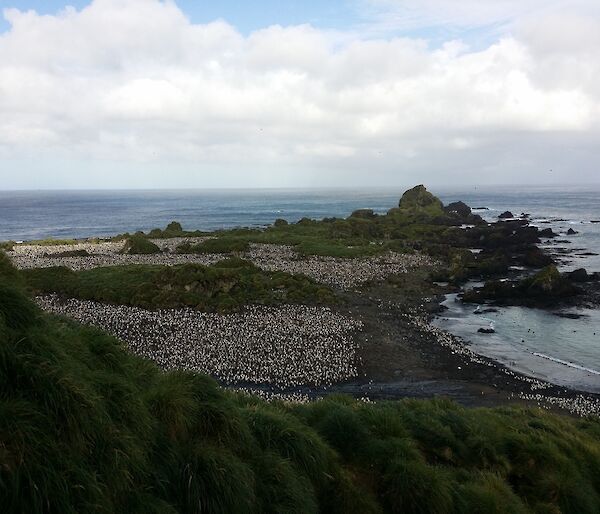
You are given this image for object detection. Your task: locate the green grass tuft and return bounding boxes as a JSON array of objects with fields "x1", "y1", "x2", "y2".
[
  {"x1": 177, "y1": 237, "x2": 250, "y2": 254},
  {"x1": 23, "y1": 260, "x2": 336, "y2": 311},
  {"x1": 0, "y1": 283, "x2": 39, "y2": 329},
  {"x1": 121, "y1": 234, "x2": 162, "y2": 255}
]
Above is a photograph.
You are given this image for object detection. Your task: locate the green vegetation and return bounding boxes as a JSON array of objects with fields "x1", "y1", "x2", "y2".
[
  {"x1": 145, "y1": 220, "x2": 208, "y2": 239},
  {"x1": 22, "y1": 258, "x2": 336, "y2": 311},
  {"x1": 27, "y1": 238, "x2": 79, "y2": 246},
  {"x1": 0, "y1": 187, "x2": 548, "y2": 296},
  {"x1": 166, "y1": 221, "x2": 183, "y2": 233},
  {"x1": 2, "y1": 252, "x2": 600, "y2": 513},
  {"x1": 100, "y1": 189, "x2": 489, "y2": 266},
  {"x1": 397, "y1": 184, "x2": 445, "y2": 217},
  {"x1": 191, "y1": 219, "x2": 404, "y2": 258},
  {"x1": 110, "y1": 211, "x2": 444, "y2": 260},
  {"x1": 177, "y1": 237, "x2": 250, "y2": 254},
  {"x1": 0, "y1": 241, "x2": 15, "y2": 251},
  {"x1": 45, "y1": 249, "x2": 90, "y2": 258},
  {"x1": 528, "y1": 265, "x2": 566, "y2": 291},
  {"x1": 121, "y1": 234, "x2": 162, "y2": 255}
]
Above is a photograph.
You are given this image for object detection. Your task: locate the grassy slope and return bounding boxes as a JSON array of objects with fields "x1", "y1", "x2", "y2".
[
  {"x1": 22, "y1": 258, "x2": 336, "y2": 311},
  {"x1": 2, "y1": 251, "x2": 600, "y2": 513},
  {"x1": 118, "y1": 217, "x2": 425, "y2": 259}
]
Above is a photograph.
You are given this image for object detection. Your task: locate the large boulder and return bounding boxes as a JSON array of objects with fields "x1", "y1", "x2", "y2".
[
  {"x1": 444, "y1": 201, "x2": 472, "y2": 218},
  {"x1": 538, "y1": 228, "x2": 557, "y2": 238},
  {"x1": 522, "y1": 266, "x2": 580, "y2": 300},
  {"x1": 522, "y1": 247, "x2": 554, "y2": 268},
  {"x1": 398, "y1": 185, "x2": 444, "y2": 216},
  {"x1": 498, "y1": 211, "x2": 514, "y2": 219},
  {"x1": 462, "y1": 265, "x2": 581, "y2": 307},
  {"x1": 350, "y1": 209, "x2": 377, "y2": 219},
  {"x1": 527, "y1": 266, "x2": 564, "y2": 293},
  {"x1": 567, "y1": 268, "x2": 590, "y2": 283},
  {"x1": 166, "y1": 221, "x2": 183, "y2": 233}
]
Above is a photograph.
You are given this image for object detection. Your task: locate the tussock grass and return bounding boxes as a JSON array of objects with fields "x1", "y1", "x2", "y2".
[
  {"x1": 177, "y1": 237, "x2": 250, "y2": 254},
  {"x1": 0, "y1": 283, "x2": 39, "y2": 329},
  {"x1": 22, "y1": 258, "x2": 336, "y2": 311},
  {"x1": 2, "y1": 253, "x2": 600, "y2": 513},
  {"x1": 27, "y1": 238, "x2": 79, "y2": 246},
  {"x1": 146, "y1": 221, "x2": 209, "y2": 239},
  {"x1": 0, "y1": 251, "x2": 22, "y2": 284},
  {"x1": 121, "y1": 234, "x2": 162, "y2": 255}
]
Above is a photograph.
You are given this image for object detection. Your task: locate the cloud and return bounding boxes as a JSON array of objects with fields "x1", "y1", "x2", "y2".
[{"x1": 0, "y1": 0, "x2": 599, "y2": 188}]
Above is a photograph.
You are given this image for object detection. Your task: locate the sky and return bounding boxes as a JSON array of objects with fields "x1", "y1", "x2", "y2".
[{"x1": 0, "y1": 0, "x2": 599, "y2": 189}]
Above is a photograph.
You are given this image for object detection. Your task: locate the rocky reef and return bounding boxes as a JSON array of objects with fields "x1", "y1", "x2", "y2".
[{"x1": 462, "y1": 265, "x2": 585, "y2": 307}]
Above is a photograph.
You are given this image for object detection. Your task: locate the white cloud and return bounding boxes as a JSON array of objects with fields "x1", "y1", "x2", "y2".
[{"x1": 0, "y1": 0, "x2": 599, "y2": 188}]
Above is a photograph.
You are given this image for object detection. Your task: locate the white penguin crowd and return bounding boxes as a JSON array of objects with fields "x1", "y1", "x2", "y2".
[
  {"x1": 246, "y1": 244, "x2": 438, "y2": 288},
  {"x1": 9, "y1": 238, "x2": 222, "y2": 271},
  {"x1": 36, "y1": 295, "x2": 363, "y2": 387},
  {"x1": 9, "y1": 239, "x2": 438, "y2": 289}
]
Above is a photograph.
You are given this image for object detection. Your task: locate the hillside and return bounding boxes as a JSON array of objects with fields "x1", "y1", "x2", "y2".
[{"x1": 2, "y1": 251, "x2": 600, "y2": 513}]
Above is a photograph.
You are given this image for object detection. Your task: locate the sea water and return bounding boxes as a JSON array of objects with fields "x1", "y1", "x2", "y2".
[
  {"x1": 1, "y1": 185, "x2": 599, "y2": 391},
  {"x1": 433, "y1": 185, "x2": 600, "y2": 392}
]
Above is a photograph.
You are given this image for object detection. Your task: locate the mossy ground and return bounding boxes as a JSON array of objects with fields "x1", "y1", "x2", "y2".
[{"x1": 2, "y1": 251, "x2": 600, "y2": 513}]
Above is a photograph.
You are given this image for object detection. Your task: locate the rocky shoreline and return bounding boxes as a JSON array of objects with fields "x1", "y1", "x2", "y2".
[{"x1": 5, "y1": 185, "x2": 600, "y2": 417}]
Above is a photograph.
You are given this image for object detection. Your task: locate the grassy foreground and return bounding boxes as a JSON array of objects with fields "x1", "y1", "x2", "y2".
[{"x1": 2, "y1": 252, "x2": 600, "y2": 513}]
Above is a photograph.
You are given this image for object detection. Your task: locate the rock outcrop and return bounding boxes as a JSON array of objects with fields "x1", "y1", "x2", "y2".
[
  {"x1": 444, "y1": 201, "x2": 472, "y2": 218},
  {"x1": 350, "y1": 209, "x2": 377, "y2": 219},
  {"x1": 398, "y1": 185, "x2": 444, "y2": 216},
  {"x1": 462, "y1": 265, "x2": 582, "y2": 307}
]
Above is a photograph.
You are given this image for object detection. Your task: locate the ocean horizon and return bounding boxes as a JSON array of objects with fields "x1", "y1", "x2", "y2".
[{"x1": 2, "y1": 184, "x2": 600, "y2": 242}]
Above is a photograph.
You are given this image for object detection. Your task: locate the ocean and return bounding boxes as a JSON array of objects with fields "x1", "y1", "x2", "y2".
[{"x1": 1, "y1": 185, "x2": 599, "y2": 392}]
